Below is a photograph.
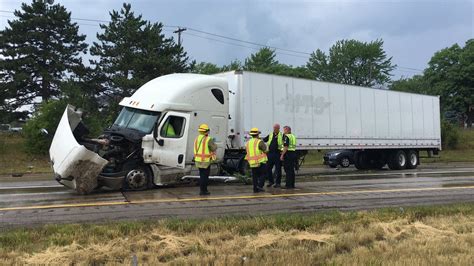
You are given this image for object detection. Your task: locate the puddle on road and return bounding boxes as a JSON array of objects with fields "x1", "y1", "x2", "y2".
[
  {"x1": 442, "y1": 183, "x2": 474, "y2": 188},
  {"x1": 0, "y1": 186, "x2": 66, "y2": 194},
  {"x1": 301, "y1": 171, "x2": 474, "y2": 182}
]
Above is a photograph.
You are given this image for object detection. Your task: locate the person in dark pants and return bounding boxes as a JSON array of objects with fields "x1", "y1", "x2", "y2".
[
  {"x1": 193, "y1": 124, "x2": 217, "y2": 196},
  {"x1": 198, "y1": 167, "x2": 210, "y2": 194},
  {"x1": 280, "y1": 126, "x2": 297, "y2": 189},
  {"x1": 262, "y1": 123, "x2": 283, "y2": 188},
  {"x1": 251, "y1": 163, "x2": 266, "y2": 192},
  {"x1": 245, "y1": 127, "x2": 268, "y2": 193}
]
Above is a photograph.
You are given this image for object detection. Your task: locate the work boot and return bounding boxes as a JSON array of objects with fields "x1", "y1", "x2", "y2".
[
  {"x1": 256, "y1": 187, "x2": 265, "y2": 193},
  {"x1": 273, "y1": 184, "x2": 281, "y2": 188},
  {"x1": 266, "y1": 182, "x2": 274, "y2": 188},
  {"x1": 200, "y1": 191, "x2": 210, "y2": 196}
]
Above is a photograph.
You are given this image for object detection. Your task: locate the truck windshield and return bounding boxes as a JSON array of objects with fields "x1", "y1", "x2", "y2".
[{"x1": 113, "y1": 107, "x2": 161, "y2": 134}]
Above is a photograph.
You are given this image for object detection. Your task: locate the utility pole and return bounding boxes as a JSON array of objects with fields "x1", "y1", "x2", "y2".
[{"x1": 173, "y1": 27, "x2": 187, "y2": 46}]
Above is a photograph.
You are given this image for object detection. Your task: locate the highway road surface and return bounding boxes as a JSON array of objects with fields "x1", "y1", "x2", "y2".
[{"x1": 1, "y1": 164, "x2": 474, "y2": 229}]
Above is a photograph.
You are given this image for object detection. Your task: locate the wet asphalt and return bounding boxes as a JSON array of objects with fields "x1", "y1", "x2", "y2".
[{"x1": 0, "y1": 163, "x2": 473, "y2": 229}]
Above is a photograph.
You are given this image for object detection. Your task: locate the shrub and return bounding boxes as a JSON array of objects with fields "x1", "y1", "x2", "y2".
[
  {"x1": 441, "y1": 120, "x2": 460, "y2": 149},
  {"x1": 22, "y1": 100, "x2": 106, "y2": 155},
  {"x1": 23, "y1": 100, "x2": 69, "y2": 155}
]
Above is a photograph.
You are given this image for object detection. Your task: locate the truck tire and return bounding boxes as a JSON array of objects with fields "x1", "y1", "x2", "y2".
[
  {"x1": 124, "y1": 166, "x2": 153, "y2": 190},
  {"x1": 388, "y1": 150, "x2": 407, "y2": 170},
  {"x1": 354, "y1": 151, "x2": 369, "y2": 170},
  {"x1": 406, "y1": 150, "x2": 418, "y2": 169}
]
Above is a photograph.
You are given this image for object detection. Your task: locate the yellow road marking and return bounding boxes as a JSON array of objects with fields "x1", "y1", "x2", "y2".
[
  {"x1": 0, "y1": 201, "x2": 128, "y2": 211},
  {"x1": 0, "y1": 185, "x2": 473, "y2": 212}
]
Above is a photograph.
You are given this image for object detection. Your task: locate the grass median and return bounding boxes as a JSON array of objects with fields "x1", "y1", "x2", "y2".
[
  {"x1": 1, "y1": 203, "x2": 473, "y2": 265},
  {"x1": 0, "y1": 133, "x2": 51, "y2": 175}
]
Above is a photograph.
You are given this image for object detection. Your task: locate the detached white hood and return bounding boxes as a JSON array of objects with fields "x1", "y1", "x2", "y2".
[{"x1": 49, "y1": 105, "x2": 108, "y2": 194}]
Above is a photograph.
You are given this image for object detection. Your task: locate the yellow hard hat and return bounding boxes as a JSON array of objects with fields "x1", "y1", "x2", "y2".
[
  {"x1": 249, "y1": 127, "x2": 261, "y2": 135},
  {"x1": 198, "y1": 124, "x2": 210, "y2": 132}
]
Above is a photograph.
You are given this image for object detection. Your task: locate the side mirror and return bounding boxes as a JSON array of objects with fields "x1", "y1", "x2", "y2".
[
  {"x1": 153, "y1": 124, "x2": 158, "y2": 139},
  {"x1": 39, "y1": 128, "x2": 49, "y2": 136},
  {"x1": 157, "y1": 139, "x2": 164, "y2": 146}
]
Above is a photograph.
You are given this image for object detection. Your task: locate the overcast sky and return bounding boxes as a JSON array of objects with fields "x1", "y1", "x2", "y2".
[{"x1": 0, "y1": 0, "x2": 473, "y2": 79}]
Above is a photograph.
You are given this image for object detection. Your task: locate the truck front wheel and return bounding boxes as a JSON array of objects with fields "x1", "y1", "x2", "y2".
[{"x1": 125, "y1": 166, "x2": 153, "y2": 190}]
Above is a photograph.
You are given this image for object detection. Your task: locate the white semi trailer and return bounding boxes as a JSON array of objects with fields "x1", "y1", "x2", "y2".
[{"x1": 49, "y1": 71, "x2": 441, "y2": 194}]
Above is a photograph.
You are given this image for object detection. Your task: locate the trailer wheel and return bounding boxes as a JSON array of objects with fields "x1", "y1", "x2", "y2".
[
  {"x1": 354, "y1": 151, "x2": 369, "y2": 170},
  {"x1": 406, "y1": 150, "x2": 418, "y2": 169},
  {"x1": 388, "y1": 150, "x2": 407, "y2": 170}
]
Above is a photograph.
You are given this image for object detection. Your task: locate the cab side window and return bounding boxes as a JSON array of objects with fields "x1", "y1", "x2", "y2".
[
  {"x1": 160, "y1": 116, "x2": 185, "y2": 138},
  {"x1": 211, "y1": 88, "x2": 224, "y2": 104}
]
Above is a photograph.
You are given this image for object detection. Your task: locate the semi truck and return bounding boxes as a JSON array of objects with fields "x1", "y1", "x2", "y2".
[{"x1": 49, "y1": 71, "x2": 441, "y2": 194}]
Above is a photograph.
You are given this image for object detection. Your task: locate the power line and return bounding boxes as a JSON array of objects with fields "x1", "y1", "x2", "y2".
[
  {"x1": 0, "y1": 9, "x2": 311, "y2": 56},
  {"x1": 396, "y1": 66, "x2": 424, "y2": 72},
  {"x1": 0, "y1": 8, "x2": 427, "y2": 71},
  {"x1": 184, "y1": 31, "x2": 309, "y2": 59},
  {"x1": 185, "y1": 27, "x2": 312, "y2": 56}
]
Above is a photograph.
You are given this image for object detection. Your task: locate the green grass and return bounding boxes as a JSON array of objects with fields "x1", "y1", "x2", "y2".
[
  {"x1": 0, "y1": 133, "x2": 51, "y2": 175},
  {"x1": 303, "y1": 150, "x2": 325, "y2": 166},
  {"x1": 1, "y1": 203, "x2": 473, "y2": 250},
  {"x1": 424, "y1": 129, "x2": 474, "y2": 163},
  {"x1": 1, "y1": 203, "x2": 473, "y2": 265}
]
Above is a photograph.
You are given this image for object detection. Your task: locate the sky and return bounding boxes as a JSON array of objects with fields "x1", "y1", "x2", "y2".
[{"x1": 0, "y1": 0, "x2": 473, "y2": 79}]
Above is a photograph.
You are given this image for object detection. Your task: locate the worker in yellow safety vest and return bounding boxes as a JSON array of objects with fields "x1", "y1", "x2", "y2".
[
  {"x1": 262, "y1": 123, "x2": 283, "y2": 188},
  {"x1": 193, "y1": 124, "x2": 217, "y2": 196},
  {"x1": 245, "y1": 127, "x2": 268, "y2": 193},
  {"x1": 280, "y1": 126, "x2": 297, "y2": 189}
]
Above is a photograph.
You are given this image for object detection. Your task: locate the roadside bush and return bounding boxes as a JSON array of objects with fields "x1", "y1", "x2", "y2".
[
  {"x1": 22, "y1": 100, "x2": 69, "y2": 155},
  {"x1": 23, "y1": 100, "x2": 106, "y2": 155},
  {"x1": 441, "y1": 120, "x2": 460, "y2": 149}
]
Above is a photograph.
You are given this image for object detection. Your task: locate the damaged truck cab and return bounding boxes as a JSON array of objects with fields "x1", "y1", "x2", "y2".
[{"x1": 50, "y1": 74, "x2": 229, "y2": 194}]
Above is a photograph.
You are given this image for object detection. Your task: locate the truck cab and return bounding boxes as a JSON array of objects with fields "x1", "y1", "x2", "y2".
[{"x1": 49, "y1": 74, "x2": 229, "y2": 194}]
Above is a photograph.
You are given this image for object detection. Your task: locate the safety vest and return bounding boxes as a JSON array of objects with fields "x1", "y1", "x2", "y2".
[
  {"x1": 286, "y1": 133, "x2": 296, "y2": 151},
  {"x1": 245, "y1": 138, "x2": 268, "y2": 168},
  {"x1": 267, "y1": 132, "x2": 283, "y2": 151},
  {"x1": 193, "y1": 135, "x2": 216, "y2": 162},
  {"x1": 163, "y1": 121, "x2": 176, "y2": 137}
]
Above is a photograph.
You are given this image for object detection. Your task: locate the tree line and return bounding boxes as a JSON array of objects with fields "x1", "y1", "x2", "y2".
[
  {"x1": 0, "y1": 1, "x2": 399, "y2": 121},
  {"x1": 0, "y1": 1, "x2": 472, "y2": 153}
]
